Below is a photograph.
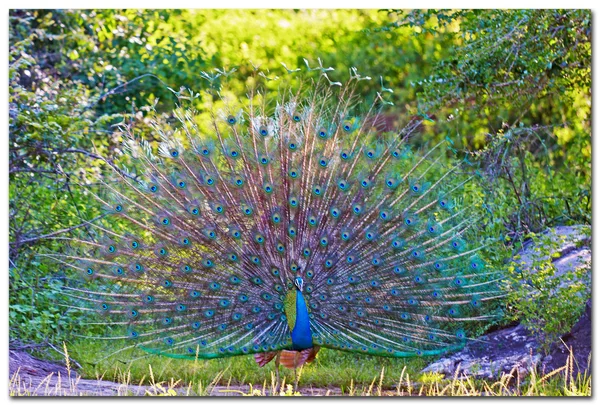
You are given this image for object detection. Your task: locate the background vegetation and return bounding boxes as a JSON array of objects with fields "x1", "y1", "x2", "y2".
[{"x1": 9, "y1": 9, "x2": 591, "y2": 390}]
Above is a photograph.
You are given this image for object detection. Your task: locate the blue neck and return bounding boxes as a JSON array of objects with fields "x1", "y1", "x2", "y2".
[{"x1": 291, "y1": 290, "x2": 313, "y2": 350}]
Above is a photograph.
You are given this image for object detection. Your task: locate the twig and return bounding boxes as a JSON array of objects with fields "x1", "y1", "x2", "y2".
[
  {"x1": 55, "y1": 148, "x2": 139, "y2": 182},
  {"x1": 48, "y1": 342, "x2": 83, "y2": 370},
  {"x1": 10, "y1": 214, "x2": 106, "y2": 246},
  {"x1": 83, "y1": 73, "x2": 170, "y2": 112}
]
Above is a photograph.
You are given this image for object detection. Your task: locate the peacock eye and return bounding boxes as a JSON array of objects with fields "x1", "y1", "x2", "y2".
[
  {"x1": 259, "y1": 126, "x2": 268, "y2": 136},
  {"x1": 293, "y1": 115, "x2": 301, "y2": 122},
  {"x1": 170, "y1": 150, "x2": 179, "y2": 157},
  {"x1": 227, "y1": 115, "x2": 236, "y2": 124}
]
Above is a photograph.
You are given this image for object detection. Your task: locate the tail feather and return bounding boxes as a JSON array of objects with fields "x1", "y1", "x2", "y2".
[
  {"x1": 279, "y1": 347, "x2": 320, "y2": 369},
  {"x1": 254, "y1": 351, "x2": 278, "y2": 367},
  {"x1": 49, "y1": 62, "x2": 502, "y2": 362}
]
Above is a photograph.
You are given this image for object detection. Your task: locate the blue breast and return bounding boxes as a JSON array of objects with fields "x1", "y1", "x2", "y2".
[{"x1": 291, "y1": 290, "x2": 313, "y2": 350}]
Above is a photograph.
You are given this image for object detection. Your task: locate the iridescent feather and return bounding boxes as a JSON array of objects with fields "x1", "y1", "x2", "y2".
[{"x1": 46, "y1": 62, "x2": 503, "y2": 382}]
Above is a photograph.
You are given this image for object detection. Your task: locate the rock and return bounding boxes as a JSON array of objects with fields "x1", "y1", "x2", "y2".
[
  {"x1": 421, "y1": 225, "x2": 591, "y2": 380},
  {"x1": 541, "y1": 298, "x2": 592, "y2": 375},
  {"x1": 421, "y1": 324, "x2": 542, "y2": 379},
  {"x1": 514, "y1": 225, "x2": 591, "y2": 289}
]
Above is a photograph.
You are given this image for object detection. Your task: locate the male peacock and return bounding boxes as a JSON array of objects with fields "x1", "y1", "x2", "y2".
[{"x1": 49, "y1": 61, "x2": 503, "y2": 391}]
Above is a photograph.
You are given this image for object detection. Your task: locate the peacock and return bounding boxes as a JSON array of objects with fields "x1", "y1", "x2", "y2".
[{"x1": 48, "y1": 60, "x2": 504, "y2": 391}]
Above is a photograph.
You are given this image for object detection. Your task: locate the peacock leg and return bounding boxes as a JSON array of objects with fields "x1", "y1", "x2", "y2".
[
  {"x1": 274, "y1": 352, "x2": 281, "y2": 394},
  {"x1": 293, "y1": 353, "x2": 300, "y2": 392},
  {"x1": 293, "y1": 367, "x2": 298, "y2": 392}
]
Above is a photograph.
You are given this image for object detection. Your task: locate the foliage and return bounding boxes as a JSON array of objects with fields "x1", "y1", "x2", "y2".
[
  {"x1": 505, "y1": 227, "x2": 591, "y2": 353},
  {"x1": 476, "y1": 126, "x2": 590, "y2": 241},
  {"x1": 388, "y1": 9, "x2": 591, "y2": 242}
]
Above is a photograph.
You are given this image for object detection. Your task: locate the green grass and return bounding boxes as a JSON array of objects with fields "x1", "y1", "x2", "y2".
[{"x1": 61, "y1": 338, "x2": 429, "y2": 391}]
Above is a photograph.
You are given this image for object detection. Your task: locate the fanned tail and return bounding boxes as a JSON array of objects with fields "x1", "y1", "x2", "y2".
[{"x1": 48, "y1": 62, "x2": 503, "y2": 362}]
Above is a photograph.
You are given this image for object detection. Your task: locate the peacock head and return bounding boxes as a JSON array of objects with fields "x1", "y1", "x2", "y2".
[{"x1": 294, "y1": 277, "x2": 304, "y2": 292}]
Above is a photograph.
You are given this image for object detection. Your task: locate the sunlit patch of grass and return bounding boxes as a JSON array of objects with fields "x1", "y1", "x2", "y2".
[{"x1": 61, "y1": 338, "x2": 430, "y2": 390}]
